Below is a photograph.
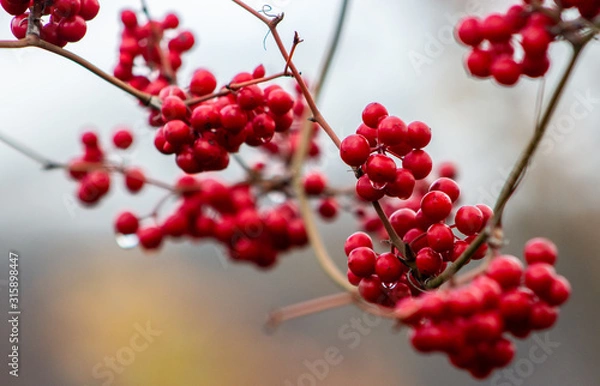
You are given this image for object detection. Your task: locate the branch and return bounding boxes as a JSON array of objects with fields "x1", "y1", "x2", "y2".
[
  {"x1": 426, "y1": 39, "x2": 590, "y2": 289},
  {"x1": 0, "y1": 36, "x2": 161, "y2": 109},
  {"x1": 0, "y1": 130, "x2": 177, "y2": 192}
]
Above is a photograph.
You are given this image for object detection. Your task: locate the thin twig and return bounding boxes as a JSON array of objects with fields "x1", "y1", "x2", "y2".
[
  {"x1": 426, "y1": 39, "x2": 590, "y2": 289},
  {"x1": 0, "y1": 36, "x2": 160, "y2": 109}
]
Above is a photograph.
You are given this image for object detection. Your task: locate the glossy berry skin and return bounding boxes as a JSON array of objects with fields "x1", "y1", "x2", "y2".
[
  {"x1": 113, "y1": 129, "x2": 134, "y2": 149},
  {"x1": 303, "y1": 172, "x2": 327, "y2": 195},
  {"x1": 365, "y1": 154, "x2": 397, "y2": 183},
  {"x1": 466, "y1": 49, "x2": 492, "y2": 78},
  {"x1": 524, "y1": 237, "x2": 557, "y2": 265},
  {"x1": 377, "y1": 116, "x2": 407, "y2": 146},
  {"x1": 375, "y1": 252, "x2": 404, "y2": 282},
  {"x1": 491, "y1": 57, "x2": 521, "y2": 86},
  {"x1": 358, "y1": 276, "x2": 385, "y2": 303},
  {"x1": 524, "y1": 263, "x2": 556, "y2": 296},
  {"x1": 455, "y1": 205, "x2": 484, "y2": 235},
  {"x1": 355, "y1": 175, "x2": 385, "y2": 201},
  {"x1": 340, "y1": 134, "x2": 371, "y2": 167},
  {"x1": 482, "y1": 14, "x2": 512, "y2": 42},
  {"x1": 429, "y1": 177, "x2": 460, "y2": 202},
  {"x1": 344, "y1": 232, "x2": 373, "y2": 256},
  {"x1": 426, "y1": 223, "x2": 455, "y2": 253},
  {"x1": 406, "y1": 121, "x2": 432, "y2": 149},
  {"x1": 402, "y1": 150, "x2": 432, "y2": 180},
  {"x1": 543, "y1": 276, "x2": 571, "y2": 306},
  {"x1": 389, "y1": 208, "x2": 417, "y2": 238},
  {"x1": 164, "y1": 120, "x2": 192, "y2": 145},
  {"x1": 521, "y1": 26, "x2": 552, "y2": 57},
  {"x1": 420, "y1": 191, "x2": 452, "y2": 222},
  {"x1": 137, "y1": 227, "x2": 164, "y2": 250},
  {"x1": 362, "y1": 102, "x2": 388, "y2": 128},
  {"x1": 125, "y1": 169, "x2": 145, "y2": 193},
  {"x1": 486, "y1": 255, "x2": 523, "y2": 290},
  {"x1": 385, "y1": 168, "x2": 415, "y2": 199},
  {"x1": 58, "y1": 15, "x2": 88, "y2": 42},
  {"x1": 348, "y1": 247, "x2": 377, "y2": 278},
  {"x1": 115, "y1": 212, "x2": 139, "y2": 234},
  {"x1": 457, "y1": 17, "x2": 483, "y2": 46},
  {"x1": 416, "y1": 247, "x2": 443, "y2": 276},
  {"x1": 190, "y1": 69, "x2": 217, "y2": 96},
  {"x1": 267, "y1": 89, "x2": 294, "y2": 115}
]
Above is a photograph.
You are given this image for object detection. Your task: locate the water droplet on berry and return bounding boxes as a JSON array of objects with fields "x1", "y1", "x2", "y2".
[
  {"x1": 369, "y1": 180, "x2": 387, "y2": 190},
  {"x1": 115, "y1": 233, "x2": 139, "y2": 249}
]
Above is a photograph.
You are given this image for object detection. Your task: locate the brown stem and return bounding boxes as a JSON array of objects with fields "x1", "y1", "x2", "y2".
[
  {"x1": 0, "y1": 36, "x2": 160, "y2": 109},
  {"x1": 426, "y1": 40, "x2": 589, "y2": 289},
  {"x1": 184, "y1": 71, "x2": 291, "y2": 106}
]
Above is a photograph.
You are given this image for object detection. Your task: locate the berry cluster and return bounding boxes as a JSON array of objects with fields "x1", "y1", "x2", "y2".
[
  {"x1": 5, "y1": 0, "x2": 100, "y2": 46},
  {"x1": 115, "y1": 176, "x2": 309, "y2": 268},
  {"x1": 114, "y1": 9, "x2": 194, "y2": 90},
  {"x1": 394, "y1": 238, "x2": 570, "y2": 379},
  {"x1": 340, "y1": 102, "x2": 432, "y2": 201},
  {"x1": 152, "y1": 71, "x2": 302, "y2": 174},
  {"x1": 457, "y1": 3, "x2": 558, "y2": 85},
  {"x1": 67, "y1": 128, "x2": 144, "y2": 206}
]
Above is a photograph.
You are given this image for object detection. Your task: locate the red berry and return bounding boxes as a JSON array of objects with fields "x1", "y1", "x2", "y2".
[
  {"x1": 455, "y1": 205, "x2": 484, "y2": 235},
  {"x1": 303, "y1": 172, "x2": 327, "y2": 195},
  {"x1": 385, "y1": 168, "x2": 415, "y2": 199},
  {"x1": 358, "y1": 276, "x2": 385, "y2": 303},
  {"x1": 58, "y1": 15, "x2": 87, "y2": 42},
  {"x1": 429, "y1": 177, "x2": 460, "y2": 202},
  {"x1": 113, "y1": 129, "x2": 134, "y2": 149},
  {"x1": 124, "y1": 168, "x2": 145, "y2": 193},
  {"x1": 482, "y1": 14, "x2": 512, "y2": 42},
  {"x1": 365, "y1": 154, "x2": 397, "y2": 183},
  {"x1": 362, "y1": 102, "x2": 388, "y2": 129},
  {"x1": 426, "y1": 223, "x2": 455, "y2": 253},
  {"x1": 402, "y1": 149, "x2": 432, "y2": 180},
  {"x1": 524, "y1": 237, "x2": 557, "y2": 265},
  {"x1": 521, "y1": 26, "x2": 552, "y2": 58},
  {"x1": 137, "y1": 227, "x2": 164, "y2": 250},
  {"x1": 476, "y1": 204, "x2": 493, "y2": 231},
  {"x1": 120, "y1": 10, "x2": 138, "y2": 29},
  {"x1": 406, "y1": 121, "x2": 432, "y2": 149},
  {"x1": 348, "y1": 247, "x2": 377, "y2": 277},
  {"x1": 466, "y1": 48, "x2": 493, "y2": 78},
  {"x1": 375, "y1": 252, "x2": 404, "y2": 282},
  {"x1": 543, "y1": 276, "x2": 571, "y2": 306},
  {"x1": 340, "y1": 134, "x2": 371, "y2": 167},
  {"x1": 115, "y1": 211, "x2": 139, "y2": 235},
  {"x1": 344, "y1": 232, "x2": 373, "y2": 256},
  {"x1": 318, "y1": 198, "x2": 338, "y2": 219},
  {"x1": 389, "y1": 208, "x2": 417, "y2": 238},
  {"x1": 190, "y1": 69, "x2": 217, "y2": 96},
  {"x1": 377, "y1": 116, "x2": 407, "y2": 146},
  {"x1": 416, "y1": 247, "x2": 442, "y2": 276},
  {"x1": 529, "y1": 302, "x2": 558, "y2": 330},
  {"x1": 267, "y1": 89, "x2": 294, "y2": 115},
  {"x1": 524, "y1": 263, "x2": 556, "y2": 296},
  {"x1": 169, "y1": 31, "x2": 195, "y2": 52},
  {"x1": 486, "y1": 255, "x2": 523, "y2": 290},
  {"x1": 457, "y1": 17, "x2": 483, "y2": 46},
  {"x1": 420, "y1": 191, "x2": 452, "y2": 222},
  {"x1": 355, "y1": 175, "x2": 385, "y2": 201},
  {"x1": 164, "y1": 120, "x2": 193, "y2": 145},
  {"x1": 79, "y1": 0, "x2": 100, "y2": 21},
  {"x1": 161, "y1": 96, "x2": 188, "y2": 121},
  {"x1": 491, "y1": 57, "x2": 521, "y2": 86}
]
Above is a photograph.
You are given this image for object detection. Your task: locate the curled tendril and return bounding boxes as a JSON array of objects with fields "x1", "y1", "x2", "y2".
[{"x1": 259, "y1": 5, "x2": 278, "y2": 18}]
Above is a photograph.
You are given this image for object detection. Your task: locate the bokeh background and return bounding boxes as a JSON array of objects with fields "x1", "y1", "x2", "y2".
[{"x1": 1, "y1": 0, "x2": 599, "y2": 385}]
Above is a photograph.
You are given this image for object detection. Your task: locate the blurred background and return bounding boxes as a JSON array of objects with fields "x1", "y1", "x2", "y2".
[{"x1": 0, "y1": 0, "x2": 599, "y2": 385}]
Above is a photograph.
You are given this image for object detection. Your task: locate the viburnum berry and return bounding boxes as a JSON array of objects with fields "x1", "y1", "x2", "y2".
[
  {"x1": 426, "y1": 223, "x2": 455, "y2": 253},
  {"x1": 402, "y1": 149, "x2": 432, "y2": 180},
  {"x1": 389, "y1": 208, "x2": 417, "y2": 238},
  {"x1": 365, "y1": 154, "x2": 397, "y2": 184},
  {"x1": 164, "y1": 120, "x2": 193, "y2": 145},
  {"x1": 318, "y1": 198, "x2": 338, "y2": 219},
  {"x1": 377, "y1": 116, "x2": 407, "y2": 146},
  {"x1": 355, "y1": 174, "x2": 385, "y2": 201},
  {"x1": 420, "y1": 191, "x2": 452, "y2": 222},
  {"x1": 303, "y1": 172, "x2": 327, "y2": 195},
  {"x1": 486, "y1": 255, "x2": 523, "y2": 290},
  {"x1": 266, "y1": 89, "x2": 294, "y2": 115},
  {"x1": 138, "y1": 227, "x2": 164, "y2": 250},
  {"x1": 491, "y1": 57, "x2": 521, "y2": 86},
  {"x1": 521, "y1": 26, "x2": 552, "y2": 57},
  {"x1": 348, "y1": 247, "x2": 377, "y2": 277},
  {"x1": 362, "y1": 102, "x2": 388, "y2": 129},
  {"x1": 358, "y1": 276, "x2": 385, "y2": 303},
  {"x1": 124, "y1": 168, "x2": 145, "y2": 193},
  {"x1": 466, "y1": 48, "x2": 493, "y2": 78},
  {"x1": 375, "y1": 252, "x2": 404, "y2": 282},
  {"x1": 58, "y1": 15, "x2": 88, "y2": 42},
  {"x1": 455, "y1": 205, "x2": 484, "y2": 235},
  {"x1": 406, "y1": 121, "x2": 432, "y2": 149},
  {"x1": 113, "y1": 129, "x2": 134, "y2": 149},
  {"x1": 416, "y1": 247, "x2": 442, "y2": 276},
  {"x1": 190, "y1": 69, "x2": 217, "y2": 96},
  {"x1": 344, "y1": 231, "x2": 373, "y2": 256},
  {"x1": 524, "y1": 263, "x2": 556, "y2": 295},
  {"x1": 429, "y1": 177, "x2": 460, "y2": 202},
  {"x1": 115, "y1": 212, "x2": 139, "y2": 235},
  {"x1": 79, "y1": 0, "x2": 100, "y2": 21},
  {"x1": 457, "y1": 17, "x2": 483, "y2": 46},
  {"x1": 385, "y1": 168, "x2": 416, "y2": 199},
  {"x1": 481, "y1": 14, "x2": 512, "y2": 42},
  {"x1": 524, "y1": 237, "x2": 557, "y2": 265},
  {"x1": 340, "y1": 134, "x2": 371, "y2": 167},
  {"x1": 543, "y1": 275, "x2": 571, "y2": 306}
]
